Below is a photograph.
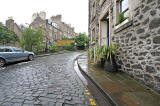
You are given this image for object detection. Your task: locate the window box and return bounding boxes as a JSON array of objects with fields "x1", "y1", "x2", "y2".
[
  {"x1": 115, "y1": 18, "x2": 129, "y2": 29},
  {"x1": 114, "y1": 19, "x2": 132, "y2": 33}
]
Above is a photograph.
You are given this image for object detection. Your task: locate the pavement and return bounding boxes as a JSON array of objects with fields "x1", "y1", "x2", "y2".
[
  {"x1": 0, "y1": 52, "x2": 92, "y2": 106},
  {"x1": 77, "y1": 53, "x2": 160, "y2": 106}
]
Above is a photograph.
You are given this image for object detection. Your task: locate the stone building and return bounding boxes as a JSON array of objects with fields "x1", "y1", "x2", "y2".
[
  {"x1": 89, "y1": 0, "x2": 160, "y2": 93},
  {"x1": 6, "y1": 17, "x2": 23, "y2": 40},
  {"x1": 30, "y1": 12, "x2": 76, "y2": 47},
  {"x1": 50, "y1": 15, "x2": 75, "y2": 39}
]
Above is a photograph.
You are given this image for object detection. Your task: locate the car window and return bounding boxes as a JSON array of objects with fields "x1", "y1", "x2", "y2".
[
  {"x1": 0, "y1": 48, "x2": 12, "y2": 52},
  {"x1": 4, "y1": 48, "x2": 12, "y2": 52},
  {"x1": 13, "y1": 47, "x2": 23, "y2": 52},
  {"x1": 0, "y1": 48, "x2": 5, "y2": 52}
]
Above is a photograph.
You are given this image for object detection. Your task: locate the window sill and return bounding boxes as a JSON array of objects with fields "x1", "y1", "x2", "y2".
[{"x1": 114, "y1": 19, "x2": 133, "y2": 33}]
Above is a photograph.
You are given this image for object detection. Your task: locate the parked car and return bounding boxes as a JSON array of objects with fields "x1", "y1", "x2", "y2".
[{"x1": 0, "y1": 46, "x2": 34, "y2": 67}]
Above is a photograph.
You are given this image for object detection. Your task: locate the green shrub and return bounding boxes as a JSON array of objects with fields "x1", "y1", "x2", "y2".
[
  {"x1": 75, "y1": 33, "x2": 89, "y2": 50},
  {"x1": 62, "y1": 37, "x2": 74, "y2": 40},
  {"x1": 62, "y1": 44, "x2": 76, "y2": 51},
  {"x1": 33, "y1": 44, "x2": 45, "y2": 54},
  {"x1": 87, "y1": 46, "x2": 94, "y2": 59},
  {"x1": 50, "y1": 43, "x2": 58, "y2": 52}
]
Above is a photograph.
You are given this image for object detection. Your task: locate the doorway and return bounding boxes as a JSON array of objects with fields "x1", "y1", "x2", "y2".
[
  {"x1": 99, "y1": 12, "x2": 110, "y2": 46},
  {"x1": 106, "y1": 18, "x2": 109, "y2": 46}
]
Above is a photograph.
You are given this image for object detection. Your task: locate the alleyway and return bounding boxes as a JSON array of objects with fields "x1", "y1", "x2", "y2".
[{"x1": 0, "y1": 52, "x2": 91, "y2": 106}]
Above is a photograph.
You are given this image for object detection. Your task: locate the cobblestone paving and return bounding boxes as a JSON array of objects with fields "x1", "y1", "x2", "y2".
[{"x1": 0, "y1": 52, "x2": 91, "y2": 106}]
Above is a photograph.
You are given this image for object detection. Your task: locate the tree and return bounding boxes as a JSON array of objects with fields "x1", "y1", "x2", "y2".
[
  {"x1": 0, "y1": 23, "x2": 18, "y2": 45},
  {"x1": 20, "y1": 28, "x2": 45, "y2": 52},
  {"x1": 75, "y1": 33, "x2": 89, "y2": 50}
]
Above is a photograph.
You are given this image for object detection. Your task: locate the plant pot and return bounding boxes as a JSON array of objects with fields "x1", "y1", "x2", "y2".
[
  {"x1": 104, "y1": 60, "x2": 117, "y2": 72},
  {"x1": 100, "y1": 58, "x2": 106, "y2": 67}
]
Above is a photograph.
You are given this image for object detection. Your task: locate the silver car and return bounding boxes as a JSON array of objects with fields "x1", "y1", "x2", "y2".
[{"x1": 0, "y1": 46, "x2": 34, "y2": 67}]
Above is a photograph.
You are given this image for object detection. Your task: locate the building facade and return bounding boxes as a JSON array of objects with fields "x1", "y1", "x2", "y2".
[
  {"x1": 50, "y1": 15, "x2": 75, "y2": 39},
  {"x1": 30, "y1": 12, "x2": 76, "y2": 46},
  {"x1": 89, "y1": 0, "x2": 160, "y2": 93},
  {"x1": 6, "y1": 17, "x2": 23, "y2": 40}
]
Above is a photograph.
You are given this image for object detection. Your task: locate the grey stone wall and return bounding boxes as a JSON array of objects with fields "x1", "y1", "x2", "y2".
[
  {"x1": 89, "y1": 0, "x2": 160, "y2": 93},
  {"x1": 89, "y1": 0, "x2": 101, "y2": 44},
  {"x1": 112, "y1": 0, "x2": 160, "y2": 93}
]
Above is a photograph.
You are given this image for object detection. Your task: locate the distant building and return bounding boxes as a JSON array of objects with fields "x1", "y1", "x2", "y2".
[
  {"x1": 50, "y1": 15, "x2": 76, "y2": 39},
  {"x1": 6, "y1": 17, "x2": 23, "y2": 40},
  {"x1": 30, "y1": 12, "x2": 76, "y2": 47}
]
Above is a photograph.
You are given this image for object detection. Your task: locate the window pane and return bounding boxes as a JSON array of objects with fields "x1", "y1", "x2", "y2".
[
  {"x1": 5, "y1": 48, "x2": 12, "y2": 52},
  {"x1": 124, "y1": 10, "x2": 129, "y2": 17},
  {"x1": 13, "y1": 48, "x2": 23, "y2": 52},
  {"x1": 0, "y1": 48, "x2": 4, "y2": 52},
  {"x1": 122, "y1": 0, "x2": 128, "y2": 12}
]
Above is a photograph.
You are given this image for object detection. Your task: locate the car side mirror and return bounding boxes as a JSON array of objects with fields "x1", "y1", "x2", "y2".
[{"x1": 22, "y1": 50, "x2": 25, "y2": 52}]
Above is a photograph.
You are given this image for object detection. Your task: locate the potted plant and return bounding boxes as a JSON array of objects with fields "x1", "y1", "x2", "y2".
[
  {"x1": 88, "y1": 44, "x2": 118, "y2": 72},
  {"x1": 104, "y1": 44, "x2": 117, "y2": 72},
  {"x1": 116, "y1": 13, "x2": 127, "y2": 26}
]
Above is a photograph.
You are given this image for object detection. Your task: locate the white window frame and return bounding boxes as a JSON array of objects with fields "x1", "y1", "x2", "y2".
[
  {"x1": 118, "y1": 0, "x2": 129, "y2": 17},
  {"x1": 115, "y1": 0, "x2": 130, "y2": 28}
]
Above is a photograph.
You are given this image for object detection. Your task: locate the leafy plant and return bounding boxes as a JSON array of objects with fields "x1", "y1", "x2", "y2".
[
  {"x1": 75, "y1": 33, "x2": 89, "y2": 50},
  {"x1": 87, "y1": 46, "x2": 94, "y2": 59},
  {"x1": 62, "y1": 37, "x2": 74, "y2": 40},
  {"x1": 20, "y1": 28, "x2": 44, "y2": 52},
  {"x1": 62, "y1": 43, "x2": 76, "y2": 51},
  {"x1": 88, "y1": 44, "x2": 117, "y2": 64},
  {"x1": 92, "y1": 36, "x2": 95, "y2": 42},
  {"x1": 106, "y1": 44, "x2": 116, "y2": 64},
  {"x1": 116, "y1": 13, "x2": 127, "y2": 25},
  {"x1": 0, "y1": 24, "x2": 18, "y2": 45},
  {"x1": 50, "y1": 43, "x2": 58, "y2": 52}
]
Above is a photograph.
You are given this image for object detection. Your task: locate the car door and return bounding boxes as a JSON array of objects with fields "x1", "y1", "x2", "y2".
[
  {"x1": 16, "y1": 48, "x2": 27, "y2": 60},
  {"x1": 12, "y1": 47, "x2": 24, "y2": 61}
]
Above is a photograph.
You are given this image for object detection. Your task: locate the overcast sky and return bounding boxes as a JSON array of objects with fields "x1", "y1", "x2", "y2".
[{"x1": 0, "y1": 0, "x2": 88, "y2": 34}]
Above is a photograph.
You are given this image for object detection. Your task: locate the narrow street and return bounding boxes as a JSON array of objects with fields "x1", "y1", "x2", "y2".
[{"x1": 0, "y1": 52, "x2": 91, "y2": 106}]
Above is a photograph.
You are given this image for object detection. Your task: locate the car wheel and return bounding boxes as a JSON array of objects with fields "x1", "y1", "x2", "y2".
[
  {"x1": 28, "y1": 55, "x2": 34, "y2": 61},
  {"x1": 0, "y1": 58, "x2": 5, "y2": 67}
]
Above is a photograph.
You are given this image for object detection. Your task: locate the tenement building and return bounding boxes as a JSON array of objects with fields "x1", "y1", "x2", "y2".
[
  {"x1": 89, "y1": 0, "x2": 160, "y2": 93},
  {"x1": 30, "y1": 11, "x2": 76, "y2": 46},
  {"x1": 6, "y1": 17, "x2": 23, "y2": 40}
]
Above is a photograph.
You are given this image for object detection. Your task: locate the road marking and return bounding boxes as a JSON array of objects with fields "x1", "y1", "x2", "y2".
[{"x1": 85, "y1": 89, "x2": 97, "y2": 106}]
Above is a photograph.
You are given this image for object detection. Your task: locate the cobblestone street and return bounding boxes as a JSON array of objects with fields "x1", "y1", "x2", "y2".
[{"x1": 0, "y1": 52, "x2": 91, "y2": 106}]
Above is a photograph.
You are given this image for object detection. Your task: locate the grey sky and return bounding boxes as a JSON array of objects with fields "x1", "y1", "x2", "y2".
[{"x1": 0, "y1": 0, "x2": 88, "y2": 34}]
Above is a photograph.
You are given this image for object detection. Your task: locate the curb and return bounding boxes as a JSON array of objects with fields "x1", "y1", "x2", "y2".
[
  {"x1": 35, "y1": 51, "x2": 78, "y2": 58},
  {"x1": 77, "y1": 55, "x2": 118, "y2": 106}
]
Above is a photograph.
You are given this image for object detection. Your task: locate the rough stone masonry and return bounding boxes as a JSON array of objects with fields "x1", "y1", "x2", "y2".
[
  {"x1": 112, "y1": 0, "x2": 160, "y2": 93},
  {"x1": 89, "y1": 0, "x2": 160, "y2": 93}
]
